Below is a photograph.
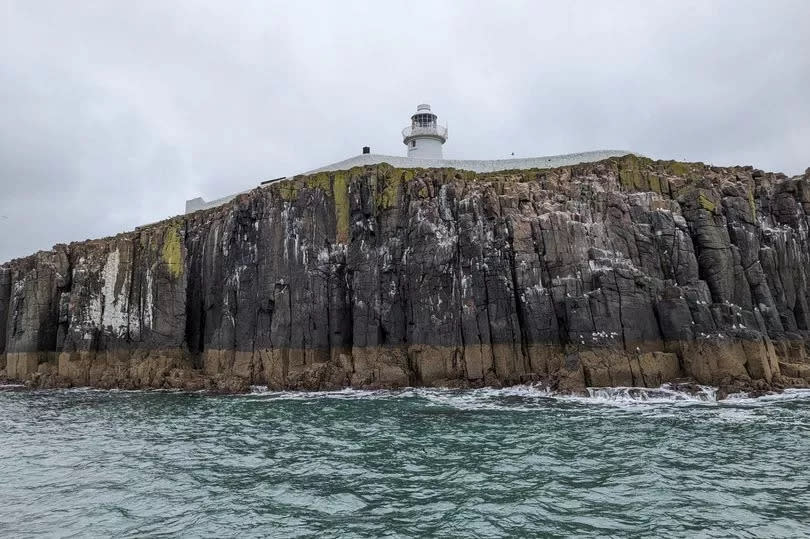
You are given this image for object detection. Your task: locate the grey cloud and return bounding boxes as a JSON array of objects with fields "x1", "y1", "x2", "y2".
[{"x1": 1, "y1": 0, "x2": 808, "y2": 262}]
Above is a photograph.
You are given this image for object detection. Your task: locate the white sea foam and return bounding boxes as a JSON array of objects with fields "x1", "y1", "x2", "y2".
[
  {"x1": 721, "y1": 388, "x2": 810, "y2": 407},
  {"x1": 244, "y1": 384, "x2": 810, "y2": 411},
  {"x1": 582, "y1": 384, "x2": 717, "y2": 403},
  {"x1": 14, "y1": 384, "x2": 810, "y2": 410},
  {"x1": 246, "y1": 386, "x2": 401, "y2": 400}
]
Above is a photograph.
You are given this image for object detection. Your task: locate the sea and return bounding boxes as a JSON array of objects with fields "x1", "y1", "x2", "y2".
[{"x1": 1, "y1": 384, "x2": 809, "y2": 538}]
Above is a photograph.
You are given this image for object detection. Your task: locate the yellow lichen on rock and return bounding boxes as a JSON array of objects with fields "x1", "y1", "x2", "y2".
[
  {"x1": 162, "y1": 222, "x2": 183, "y2": 279},
  {"x1": 698, "y1": 193, "x2": 717, "y2": 213},
  {"x1": 378, "y1": 169, "x2": 413, "y2": 210},
  {"x1": 748, "y1": 189, "x2": 757, "y2": 221},
  {"x1": 306, "y1": 172, "x2": 331, "y2": 191}
]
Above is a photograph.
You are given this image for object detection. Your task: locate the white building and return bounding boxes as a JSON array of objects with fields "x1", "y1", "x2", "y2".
[
  {"x1": 185, "y1": 104, "x2": 632, "y2": 213},
  {"x1": 402, "y1": 104, "x2": 447, "y2": 159}
]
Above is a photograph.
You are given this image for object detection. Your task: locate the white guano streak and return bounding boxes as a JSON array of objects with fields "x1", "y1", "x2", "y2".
[{"x1": 101, "y1": 249, "x2": 129, "y2": 338}]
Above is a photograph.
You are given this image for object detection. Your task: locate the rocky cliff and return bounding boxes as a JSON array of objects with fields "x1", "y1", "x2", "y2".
[{"x1": 3, "y1": 156, "x2": 810, "y2": 394}]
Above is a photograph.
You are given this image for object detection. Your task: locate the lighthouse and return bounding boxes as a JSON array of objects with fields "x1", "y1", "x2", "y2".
[
  {"x1": 186, "y1": 101, "x2": 633, "y2": 214},
  {"x1": 402, "y1": 104, "x2": 448, "y2": 159}
]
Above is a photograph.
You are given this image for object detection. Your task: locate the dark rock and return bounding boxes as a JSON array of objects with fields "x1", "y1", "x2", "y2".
[{"x1": 2, "y1": 156, "x2": 810, "y2": 394}]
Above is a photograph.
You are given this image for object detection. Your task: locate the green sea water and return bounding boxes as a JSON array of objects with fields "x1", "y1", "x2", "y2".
[{"x1": 1, "y1": 385, "x2": 809, "y2": 538}]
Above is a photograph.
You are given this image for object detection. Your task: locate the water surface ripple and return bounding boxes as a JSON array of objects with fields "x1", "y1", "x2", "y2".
[{"x1": 1, "y1": 386, "x2": 809, "y2": 538}]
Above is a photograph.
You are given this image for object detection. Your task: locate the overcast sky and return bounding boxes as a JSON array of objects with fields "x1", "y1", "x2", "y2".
[{"x1": 1, "y1": 0, "x2": 808, "y2": 263}]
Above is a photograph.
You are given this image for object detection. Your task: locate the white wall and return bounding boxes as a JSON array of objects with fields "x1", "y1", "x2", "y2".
[
  {"x1": 186, "y1": 150, "x2": 635, "y2": 213},
  {"x1": 407, "y1": 137, "x2": 444, "y2": 159}
]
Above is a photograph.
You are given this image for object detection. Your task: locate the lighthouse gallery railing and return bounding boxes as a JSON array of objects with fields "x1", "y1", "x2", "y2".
[{"x1": 402, "y1": 125, "x2": 448, "y2": 139}]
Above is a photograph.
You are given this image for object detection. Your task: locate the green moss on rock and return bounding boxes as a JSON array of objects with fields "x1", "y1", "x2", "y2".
[
  {"x1": 333, "y1": 172, "x2": 350, "y2": 243},
  {"x1": 376, "y1": 163, "x2": 394, "y2": 180},
  {"x1": 648, "y1": 174, "x2": 661, "y2": 194},
  {"x1": 618, "y1": 155, "x2": 648, "y2": 191},
  {"x1": 279, "y1": 181, "x2": 299, "y2": 201},
  {"x1": 666, "y1": 161, "x2": 692, "y2": 177}
]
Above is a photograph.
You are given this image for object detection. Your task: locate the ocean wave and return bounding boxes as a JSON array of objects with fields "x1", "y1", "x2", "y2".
[
  {"x1": 244, "y1": 384, "x2": 810, "y2": 411},
  {"x1": 3, "y1": 383, "x2": 809, "y2": 538},
  {"x1": 9, "y1": 383, "x2": 810, "y2": 410},
  {"x1": 722, "y1": 388, "x2": 810, "y2": 406}
]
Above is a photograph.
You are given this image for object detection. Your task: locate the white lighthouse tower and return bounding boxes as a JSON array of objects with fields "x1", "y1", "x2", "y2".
[
  {"x1": 402, "y1": 104, "x2": 448, "y2": 159},
  {"x1": 186, "y1": 101, "x2": 633, "y2": 214}
]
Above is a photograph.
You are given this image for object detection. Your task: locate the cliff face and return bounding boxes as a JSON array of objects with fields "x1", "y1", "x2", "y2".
[{"x1": 3, "y1": 156, "x2": 810, "y2": 394}]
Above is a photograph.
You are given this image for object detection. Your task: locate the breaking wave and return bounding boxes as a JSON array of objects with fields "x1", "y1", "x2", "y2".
[{"x1": 244, "y1": 384, "x2": 810, "y2": 411}]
